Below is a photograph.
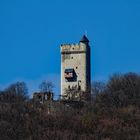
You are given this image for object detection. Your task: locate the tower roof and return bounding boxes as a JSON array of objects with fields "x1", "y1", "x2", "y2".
[{"x1": 80, "y1": 35, "x2": 89, "y2": 43}]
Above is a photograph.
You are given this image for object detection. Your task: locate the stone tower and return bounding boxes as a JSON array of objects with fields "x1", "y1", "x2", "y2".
[{"x1": 60, "y1": 35, "x2": 91, "y2": 100}]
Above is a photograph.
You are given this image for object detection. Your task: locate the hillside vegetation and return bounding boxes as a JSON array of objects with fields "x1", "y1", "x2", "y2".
[{"x1": 0, "y1": 73, "x2": 140, "y2": 140}]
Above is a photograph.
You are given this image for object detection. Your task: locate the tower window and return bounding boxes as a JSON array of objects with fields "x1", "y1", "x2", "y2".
[
  {"x1": 76, "y1": 66, "x2": 78, "y2": 69},
  {"x1": 64, "y1": 68, "x2": 77, "y2": 82},
  {"x1": 64, "y1": 69, "x2": 75, "y2": 78}
]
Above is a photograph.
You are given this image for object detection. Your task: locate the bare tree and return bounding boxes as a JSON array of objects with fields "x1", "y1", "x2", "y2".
[
  {"x1": 4, "y1": 81, "x2": 28, "y2": 102},
  {"x1": 91, "y1": 81, "x2": 106, "y2": 98},
  {"x1": 39, "y1": 81, "x2": 54, "y2": 93},
  {"x1": 63, "y1": 87, "x2": 89, "y2": 101}
]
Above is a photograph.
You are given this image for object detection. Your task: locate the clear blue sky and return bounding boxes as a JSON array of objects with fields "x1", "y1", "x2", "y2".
[{"x1": 0, "y1": 0, "x2": 140, "y2": 97}]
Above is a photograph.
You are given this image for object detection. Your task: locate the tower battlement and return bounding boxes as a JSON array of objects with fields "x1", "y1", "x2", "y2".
[{"x1": 61, "y1": 43, "x2": 88, "y2": 54}]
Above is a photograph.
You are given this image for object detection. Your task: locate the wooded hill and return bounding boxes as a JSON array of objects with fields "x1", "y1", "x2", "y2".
[{"x1": 0, "y1": 72, "x2": 140, "y2": 140}]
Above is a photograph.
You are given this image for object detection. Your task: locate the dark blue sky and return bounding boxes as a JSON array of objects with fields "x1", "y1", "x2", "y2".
[{"x1": 0, "y1": 0, "x2": 140, "y2": 97}]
